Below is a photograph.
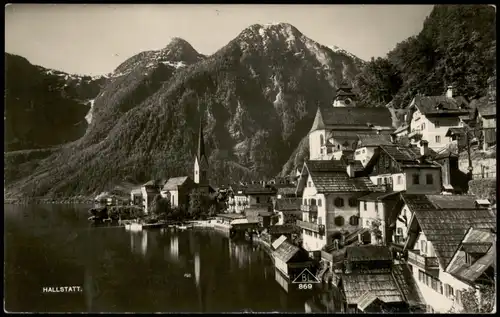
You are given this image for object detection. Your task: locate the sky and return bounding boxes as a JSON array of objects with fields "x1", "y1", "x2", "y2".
[{"x1": 5, "y1": 4, "x2": 434, "y2": 76}]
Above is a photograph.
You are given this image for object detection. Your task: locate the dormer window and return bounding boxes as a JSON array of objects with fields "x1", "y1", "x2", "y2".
[
  {"x1": 465, "y1": 252, "x2": 473, "y2": 265},
  {"x1": 435, "y1": 103, "x2": 444, "y2": 110}
]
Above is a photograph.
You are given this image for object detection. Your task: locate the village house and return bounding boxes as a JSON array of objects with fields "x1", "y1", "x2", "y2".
[
  {"x1": 274, "y1": 197, "x2": 301, "y2": 225},
  {"x1": 244, "y1": 183, "x2": 277, "y2": 207},
  {"x1": 362, "y1": 141, "x2": 442, "y2": 194},
  {"x1": 337, "y1": 245, "x2": 426, "y2": 313},
  {"x1": 391, "y1": 194, "x2": 491, "y2": 249},
  {"x1": 402, "y1": 206, "x2": 495, "y2": 313},
  {"x1": 472, "y1": 102, "x2": 496, "y2": 150},
  {"x1": 353, "y1": 134, "x2": 394, "y2": 167},
  {"x1": 140, "y1": 179, "x2": 164, "y2": 213},
  {"x1": 296, "y1": 159, "x2": 381, "y2": 254},
  {"x1": 227, "y1": 184, "x2": 248, "y2": 213},
  {"x1": 405, "y1": 87, "x2": 470, "y2": 150},
  {"x1": 432, "y1": 148, "x2": 469, "y2": 194},
  {"x1": 267, "y1": 224, "x2": 301, "y2": 243},
  {"x1": 308, "y1": 82, "x2": 395, "y2": 162},
  {"x1": 272, "y1": 235, "x2": 315, "y2": 281}
]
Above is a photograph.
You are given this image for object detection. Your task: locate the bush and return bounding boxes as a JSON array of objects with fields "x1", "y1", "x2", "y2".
[{"x1": 108, "y1": 205, "x2": 145, "y2": 220}]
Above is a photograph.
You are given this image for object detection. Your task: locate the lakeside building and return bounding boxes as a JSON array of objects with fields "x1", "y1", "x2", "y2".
[
  {"x1": 402, "y1": 206, "x2": 495, "y2": 313},
  {"x1": 296, "y1": 159, "x2": 382, "y2": 254}
]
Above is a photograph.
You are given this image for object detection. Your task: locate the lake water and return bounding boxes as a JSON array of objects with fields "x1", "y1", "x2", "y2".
[{"x1": 4, "y1": 204, "x2": 338, "y2": 313}]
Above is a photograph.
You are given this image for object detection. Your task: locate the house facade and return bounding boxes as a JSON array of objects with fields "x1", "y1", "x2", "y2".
[
  {"x1": 353, "y1": 134, "x2": 394, "y2": 167},
  {"x1": 406, "y1": 88, "x2": 470, "y2": 150},
  {"x1": 308, "y1": 83, "x2": 395, "y2": 161},
  {"x1": 403, "y1": 207, "x2": 495, "y2": 312},
  {"x1": 358, "y1": 191, "x2": 400, "y2": 245},
  {"x1": 296, "y1": 160, "x2": 381, "y2": 253},
  {"x1": 161, "y1": 176, "x2": 196, "y2": 208}
]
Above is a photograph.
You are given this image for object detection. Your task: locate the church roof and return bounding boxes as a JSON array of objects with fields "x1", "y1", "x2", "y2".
[{"x1": 310, "y1": 107, "x2": 394, "y2": 132}]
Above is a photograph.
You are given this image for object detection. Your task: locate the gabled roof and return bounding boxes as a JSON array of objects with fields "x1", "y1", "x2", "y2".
[
  {"x1": 391, "y1": 264, "x2": 426, "y2": 307},
  {"x1": 410, "y1": 208, "x2": 496, "y2": 268},
  {"x1": 310, "y1": 107, "x2": 394, "y2": 132},
  {"x1": 162, "y1": 176, "x2": 192, "y2": 191},
  {"x1": 342, "y1": 273, "x2": 404, "y2": 305},
  {"x1": 272, "y1": 235, "x2": 288, "y2": 249},
  {"x1": 477, "y1": 102, "x2": 496, "y2": 118},
  {"x1": 446, "y1": 228, "x2": 495, "y2": 284},
  {"x1": 401, "y1": 194, "x2": 485, "y2": 211},
  {"x1": 380, "y1": 145, "x2": 421, "y2": 162},
  {"x1": 411, "y1": 95, "x2": 470, "y2": 117},
  {"x1": 143, "y1": 179, "x2": 164, "y2": 187},
  {"x1": 445, "y1": 127, "x2": 466, "y2": 137},
  {"x1": 357, "y1": 134, "x2": 393, "y2": 147},
  {"x1": 357, "y1": 292, "x2": 384, "y2": 311},
  {"x1": 272, "y1": 240, "x2": 301, "y2": 263},
  {"x1": 346, "y1": 245, "x2": 393, "y2": 262}
]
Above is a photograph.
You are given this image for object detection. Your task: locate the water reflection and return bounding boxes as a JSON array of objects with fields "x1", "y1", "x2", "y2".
[
  {"x1": 228, "y1": 240, "x2": 252, "y2": 269},
  {"x1": 194, "y1": 252, "x2": 200, "y2": 287},
  {"x1": 170, "y1": 234, "x2": 179, "y2": 260},
  {"x1": 129, "y1": 230, "x2": 148, "y2": 257}
]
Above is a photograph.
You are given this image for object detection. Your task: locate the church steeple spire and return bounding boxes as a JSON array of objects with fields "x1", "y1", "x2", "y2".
[{"x1": 194, "y1": 103, "x2": 209, "y2": 185}]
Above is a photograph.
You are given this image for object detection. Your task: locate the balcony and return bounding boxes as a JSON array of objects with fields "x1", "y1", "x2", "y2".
[
  {"x1": 407, "y1": 250, "x2": 439, "y2": 270},
  {"x1": 301, "y1": 205, "x2": 318, "y2": 212},
  {"x1": 296, "y1": 220, "x2": 325, "y2": 234}
]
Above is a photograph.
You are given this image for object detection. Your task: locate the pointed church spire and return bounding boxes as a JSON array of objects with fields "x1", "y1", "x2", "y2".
[{"x1": 197, "y1": 111, "x2": 206, "y2": 162}]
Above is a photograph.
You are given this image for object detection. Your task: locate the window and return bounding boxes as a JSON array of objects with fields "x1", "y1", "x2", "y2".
[
  {"x1": 308, "y1": 181, "x2": 312, "y2": 187},
  {"x1": 375, "y1": 203, "x2": 379, "y2": 213},
  {"x1": 311, "y1": 199, "x2": 316, "y2": 206},
  {"x1": 366, "y1": 220, "x2": 370, "y2": 226},
  {"x1": 335, "y1": 216, "x2": 345, "y2": 226},
  {"x1": 377, "y1": 178, "x2": 382, "y2": 185},
  {"x1": 426, "y1": 174, "x2": 434, "y2": 185},
  {"x1": 314, "y1": 232, "x2": 317, "y2": 238},
  {"x1": 422, "y1": 123, "x2": 426, "y2": 130},
  {"x1": 418, "y1": 270, "x2": 424, "y2": 282},
  {"x1": 445, "y1": 284, "x2": 455, "y2": 298},
  {"x1": 362, "y1": 149, "x2": 365, "y2": 154},
  {"x1": 318, "y1": 217, "x2": 322, "y2": 225},
  {"x1": 348, "y1": 198, "x2": 357, "y2": 207},
  {"x1": 397, "y1": 175, "x2": 403, "y2": 184},
  {"x1": 349, "y1": 216, "x2": 359, "y2": 226},
  {"x1": 397, "y1": 228, "x2": 403, "y2": 235},
  {"x1": 456, "y1": 290, "x2": 462, "y2": 305},
  {"x1": 364, "y1": 202, "x2": 367, "y2": 211},
  {"x1": 320, "y1": 134, "x2": 324, "y2": 146},
  {"x1": 334, "y1": 197, "x2": 344, "y2": 208},
  {"x1": 435, "y1": 120, "x2": 440, "y2": 128},
  {"x1": 412, "y1": 173, "x2": 420, "y2": 185},
  {"x1": 320, "y1": 148, "x2": 324, "y2": 155},
  {"x1": 435, "y1": 135, "x2": 441, "y2": 143},
  {"x1": 465, "y1": 253, "x2": 473, "y2": 265},
  {"x1": 420, "y1": 240, "x2": 427, "y2": 254},
  {"x1": 318, "y1": 199, "x2": 322, "y2": 207},
  {"x1": 438, "y1": 281, "x2": 443, "y2": 295}
]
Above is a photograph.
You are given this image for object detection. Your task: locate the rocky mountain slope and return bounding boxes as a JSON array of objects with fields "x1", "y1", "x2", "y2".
[
  {"x1": 5, "y1": 23, "x2": 364, "y2": 199},
  {"x1": 4, "y1": 53, "x2": 107, "y2": 151}
]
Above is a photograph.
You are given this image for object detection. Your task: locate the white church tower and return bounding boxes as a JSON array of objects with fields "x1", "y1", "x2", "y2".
[
  {"x1": 194, "y1": 112, "x2": 209, "y2": 185},
  {"x1": 333, "y1": 81, "x2": 357, "y2": 108}
]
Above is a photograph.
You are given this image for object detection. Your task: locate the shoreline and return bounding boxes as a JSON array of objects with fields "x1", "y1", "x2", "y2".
[{"x1": 4, "y1": 198, "x2": 94, "y2": 205}]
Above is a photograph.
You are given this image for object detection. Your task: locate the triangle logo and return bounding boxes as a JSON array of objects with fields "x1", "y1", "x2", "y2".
[{"x1": 291, "y1": 268, "x2": 320, "y2": 284}]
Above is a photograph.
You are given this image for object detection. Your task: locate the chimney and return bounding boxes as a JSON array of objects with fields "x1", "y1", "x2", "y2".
[
  {"x1": 446, "y1": 86, "x2": 453, "y2": 98},
  {"x1": 420, "y1": 140, "x2": 429, "y2": 157},
  {"x1": 346, "y1": 162, "x2": 355, "y2": 178}
]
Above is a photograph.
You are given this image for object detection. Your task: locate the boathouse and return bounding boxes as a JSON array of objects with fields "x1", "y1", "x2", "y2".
[{"x1": 272, "y1": 236, "x2": 314, "y2": 280}]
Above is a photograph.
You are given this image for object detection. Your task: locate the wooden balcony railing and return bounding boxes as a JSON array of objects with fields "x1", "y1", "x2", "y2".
[
  {"x1": 301, "y1": 205, "x2": 318, "y2": 212},
  {"x1": 407, "y1": 250, "x2": 439, "y2": 270},
  {"x1": 296, "y1": 220, "x2": 325, "y2": 234}
]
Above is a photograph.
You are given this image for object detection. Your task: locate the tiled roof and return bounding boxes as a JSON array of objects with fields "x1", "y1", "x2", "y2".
[
  {"x1": 358, "y1": 191, "x2": 401, "y2": 202},
  {"x1": 272, "y1": 240, "x2": 300, "y2": 263},
  {"x1": 412, "y1": 95, "x2": 470, "y2": 116},
  {"x1": 162, "y1": 176, "x2": 191, "y2": 191},
  {"x1": 447, "y1": 228, "x2": 495, "y2": 283},
  {"x1": 413, "y1": 208, "x2": 496, "y2": 268},
  {"x1": 380, "y1": 145, "x2": 421, "y2": 162},
  {"x1": 216, "y1": 213, "x2": 246, "y2": 219},
  {"x1": 402, "y1": 194, "x2": 484, "y2": 211},
  {"x1": 445, "y1": 127, "x2": 465, "y2": 137},
  {"x1": 342, "y1": 273, "x2": 404, "y2": 305},
  {"x1": 307, "y1": 160, "x2": 347, "y2": 172},
  {"x1": 272, "y1": 235, "x2": 288, "y2": 250},
  {"x1": 311, "y1": 173, "x2": 380, "y2": 193},
  {"x1": 275, "y1": 198, "x2": 301, "y2": 211},
  {"x1": 357, "y1": 292, "x2": 383, "y2": 311},
  {"x1": 433, "y1": 148, "x2": 459, "y2": 160},
  {"x1": 391, "y1": 264, "x2": 426, "y2": 307},
  {"x1": 346, "y1": 245, "x2": 393, "y2": 262},
  {"x1": 311, "y1": 107, "x2": 394, "y2": 132},
  {"x1": 357, "y1": 134, "x2": 393, "y2": 147}
]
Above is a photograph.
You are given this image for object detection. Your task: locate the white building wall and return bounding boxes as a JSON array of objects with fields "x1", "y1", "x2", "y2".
[
  {"x1": 392, "y1": 173, "x2": 407, "y2": 191},
  {"x1": 404, "y1": 167, "x2": 442, "y2": 194},
  {"x1": 411, "y1": 109, "x2": 461, "y2": 150},
  {"x1": 393, "y1": 204, "x2": 411, "y2": 244},
  {"x1": 309, "y1": 130, "x2": 326, "y2": 160},
  {"x1": 354, "y1": 146, "x2": 376, "y2": 167},
  {"x1": 360, "y1": 201, "x2": 387, "y2": 243}
]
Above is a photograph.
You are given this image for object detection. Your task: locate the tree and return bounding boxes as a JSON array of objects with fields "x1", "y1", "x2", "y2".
[
  {"x1": 457, "y1": 276, "x2": 495, "y2": 313},
  {"x1": 188, "y1": 189, "x2": 212, "y2": 220},
  {"x1": 151, "y1": 194, "x2": 171, "y2": 220}
]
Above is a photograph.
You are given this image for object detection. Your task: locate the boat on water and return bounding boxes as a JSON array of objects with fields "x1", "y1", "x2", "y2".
[{"x1": 129, "y1": 223, "x2": 143, "y2": 231}]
